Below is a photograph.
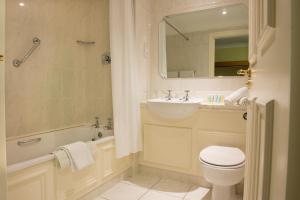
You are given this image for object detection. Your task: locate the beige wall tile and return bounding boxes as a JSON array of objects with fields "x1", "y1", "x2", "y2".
[{"x1": 5, "y1": 0, "x2": 112, "y2": 138}]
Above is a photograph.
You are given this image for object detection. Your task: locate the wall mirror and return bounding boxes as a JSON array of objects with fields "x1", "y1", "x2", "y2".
[{"x1": 158, "y1": 4, "x2": 249, "y2": 79}]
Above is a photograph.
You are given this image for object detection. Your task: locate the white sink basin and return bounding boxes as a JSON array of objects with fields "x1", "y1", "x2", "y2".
[{"x1": 147, "y1": 98, "x2": 202, "y2": 119}]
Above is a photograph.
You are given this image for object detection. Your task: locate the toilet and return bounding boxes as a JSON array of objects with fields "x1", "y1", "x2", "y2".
[{"x1": 199, "y1": 146, "x2": 245, "y2": 200}]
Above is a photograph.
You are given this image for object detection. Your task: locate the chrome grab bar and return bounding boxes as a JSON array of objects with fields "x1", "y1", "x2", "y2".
[
  {"x1": 13, "y1": 37, "x2": 41, "y2": 67},
  {"x1": 76, "y1": 40, "x2": 95, "y2": 45},
  {"x1": 17, "y1": 137, "x2": 42, "y2": 146}
]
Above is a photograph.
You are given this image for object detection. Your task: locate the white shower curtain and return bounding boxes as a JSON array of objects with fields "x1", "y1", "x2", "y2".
[{"x1": 109, "y1": 0, "x2": 142, "y2": 158}]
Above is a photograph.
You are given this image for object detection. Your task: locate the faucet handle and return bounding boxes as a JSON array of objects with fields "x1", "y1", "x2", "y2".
[
  {"x1": 166, "y1": 90, "x2": 172, "y2": 100},
  {"x1": 183, "y1": 90, "x2": 190, "y2": 101},
  {"x1": 93, "y1": 117, "x2": 100, "y2": 128}
]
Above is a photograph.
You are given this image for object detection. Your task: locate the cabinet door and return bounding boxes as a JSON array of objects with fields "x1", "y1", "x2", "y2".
[
  {"x1": 143, "y1": 124, "x2": 192, "y2": 170},
  {"x1": 7, "y1": 162, "x2": 55, "y2": 200}
]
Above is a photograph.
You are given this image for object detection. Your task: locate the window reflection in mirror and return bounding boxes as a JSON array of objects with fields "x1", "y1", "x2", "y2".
[{"x1": 159, "y1": 4, "x2": 249, "y2": 79}]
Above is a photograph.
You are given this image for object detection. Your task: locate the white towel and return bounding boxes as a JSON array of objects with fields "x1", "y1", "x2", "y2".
[
  {"x1": 58, "y1": 142, "x2": 95, "y2": 171},
  {"x1": 53, "y1": 149, "x2": 70, "y2": 169},
  {"x1": 167, "y1": 71, "x2": 179, "y2": 78},
  {"x1": 238, "y1": 97, "x2": 249, "y2": 106},
  {"x1": 86, "y1": 141, "x2": 97, "y2": 157},
  {"x1": 225, "y1": 87, "x2": 248, "y2": 105},
  {"x1": 179, "y1": 70, "x2": 195, "y2": 78}
]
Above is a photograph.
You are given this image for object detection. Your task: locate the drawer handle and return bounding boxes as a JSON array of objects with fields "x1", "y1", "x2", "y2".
[{"x1": 17, "y1": 138, "x2": 41, "y2": 146}]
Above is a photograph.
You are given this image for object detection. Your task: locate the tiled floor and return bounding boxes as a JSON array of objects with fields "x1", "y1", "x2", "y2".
[{"x1": 93, "y1": 173, "x2": 210, "y2": 200}]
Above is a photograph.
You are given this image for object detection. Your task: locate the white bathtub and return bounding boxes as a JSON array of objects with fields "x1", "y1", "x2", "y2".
[{"x1": 6, "y1": 125, "x2": 114, "y2": 173}]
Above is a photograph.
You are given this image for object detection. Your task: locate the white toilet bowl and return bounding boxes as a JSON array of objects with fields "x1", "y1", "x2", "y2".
[{"x1": 199, "y1": 146, "x2": 245, "y2": 200}]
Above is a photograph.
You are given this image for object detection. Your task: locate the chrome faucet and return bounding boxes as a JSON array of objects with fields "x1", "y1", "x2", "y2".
[
  {"x1": 104, "y1": 118, "x2": 113, "y2": 130},
  {"x1": 166, "y1": 90, "x2": 172, "y2": 100},
  {"x1": 92, "y1": 117, "x2": 100, "y2": 128},
  {"x1": 182, "y1": 90, "x2": 190, "y2": 102}
]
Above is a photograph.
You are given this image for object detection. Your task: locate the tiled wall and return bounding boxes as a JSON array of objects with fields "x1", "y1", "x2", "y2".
[
  {"x1": 5, "y1": 0, "x2": 112, "y2": 138},
  {"x1": 149, "y1": 0, "x2": 248, "y2": 96}
]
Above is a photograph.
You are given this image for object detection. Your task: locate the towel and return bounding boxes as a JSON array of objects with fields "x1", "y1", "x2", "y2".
[
  {"x1": 57, "y1": 141, "x2": 95, "y2": 171},
  {"x1": 167, "y1": 71, "x2": 179, "y2": 78},
  {"x1": 86, "y1": 141, "x2": 97, "y2": 157},
  {"x1": 238, "y1": 97, "x2": 249, "y2": 106},
  {"x1": 53, "y1": 149, "x2": 70, "y2": 169},
  {"x1": 224, "y1": 87, "x2": 248, "y2": 105},
  {"x1": 179, "y1": 70, "x2": 195, "y2": 78}
]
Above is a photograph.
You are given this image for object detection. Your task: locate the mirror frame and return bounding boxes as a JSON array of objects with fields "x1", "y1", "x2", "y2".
[{"x1": 158, "y1": 2, "x2": 249, "y2": 80}]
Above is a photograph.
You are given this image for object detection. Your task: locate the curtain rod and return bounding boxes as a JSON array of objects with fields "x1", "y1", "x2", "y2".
[{"x1": 163, "y1": 18, "x2": 190, "y2": 41}]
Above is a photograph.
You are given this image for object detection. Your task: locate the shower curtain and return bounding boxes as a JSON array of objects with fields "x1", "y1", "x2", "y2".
[{"x1": 109, "y1": 0, "x2": 142, "y2": 158}]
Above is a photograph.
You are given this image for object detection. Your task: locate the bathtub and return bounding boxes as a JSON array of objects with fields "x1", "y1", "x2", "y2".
[
  {"x1": 6, "y1": 124, "x2": 114, "y2": 173},
  {"x1": 6, "y1": 125, "x2": 132, "y2": 200}
]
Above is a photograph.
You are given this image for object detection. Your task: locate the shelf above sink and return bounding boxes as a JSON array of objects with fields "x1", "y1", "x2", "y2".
[{"x1": 147, "y1": 98, "x2": 202, "y2": 119}]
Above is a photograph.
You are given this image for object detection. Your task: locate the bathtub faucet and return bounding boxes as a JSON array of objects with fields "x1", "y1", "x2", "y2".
[
  {"x1": 92, "y1": 117, "x2": 100, "y2": 128},
  {"x1": 104, "y1": 118, "x2": 113, "y2": 130}
]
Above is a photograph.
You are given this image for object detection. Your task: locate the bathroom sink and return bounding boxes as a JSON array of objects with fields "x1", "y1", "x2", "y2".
[{"x1": 147, "y1": 98, "x2": 202, "y2": 119}]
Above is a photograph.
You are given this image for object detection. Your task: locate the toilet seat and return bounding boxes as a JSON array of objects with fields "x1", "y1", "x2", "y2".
[
  {"x1": 199, "y1": 146, "x2": 245, "y2": 168},
  {"x1": 200, "y1": 159, "x2": 245, "y2": 169}
]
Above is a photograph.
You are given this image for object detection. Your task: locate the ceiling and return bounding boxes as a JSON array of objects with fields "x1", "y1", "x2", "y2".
[{"x1": 165, "y1": 4, "x2": 248, "y2": 35}]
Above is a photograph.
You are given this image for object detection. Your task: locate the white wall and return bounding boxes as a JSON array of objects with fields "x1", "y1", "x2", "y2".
[
  {"x1": 0, "y1": 0, "x2": 7, "y2": 197},
  {"x1": 249, "y1": 1, "x2": 291, "y2": 199},
  {"x1": 149, "y1": 0, "x2": 248, "y2": 96},
  {"x1": 135, "y1": 0, "x2": 152, "y2": 101},
  {"x1": 166, "y1": 31, "x2": 210, "y2": 77},
  {"x1": 286, "y1": 0, "x2": 300, "y2": 199}
]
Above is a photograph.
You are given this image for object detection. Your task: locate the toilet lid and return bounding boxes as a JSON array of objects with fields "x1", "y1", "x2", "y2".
[{"x1": 199, "y1": 146, "x2": 245, "y2": 167}]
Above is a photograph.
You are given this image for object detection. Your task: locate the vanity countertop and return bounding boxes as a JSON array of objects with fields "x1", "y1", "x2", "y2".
[{"x1": 140, "y1": 101, "x2": 247, "y2": 111}]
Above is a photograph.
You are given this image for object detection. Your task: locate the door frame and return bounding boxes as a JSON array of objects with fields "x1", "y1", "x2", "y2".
[
  {"x1": 0, "y1": 0, "x2": 7, "y2": 198},
  {"x1": 243, "y1": 99, "x2": 274, "y2": 200}
]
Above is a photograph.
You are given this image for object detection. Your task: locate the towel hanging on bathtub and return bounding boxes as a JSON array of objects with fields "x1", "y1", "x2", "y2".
[
  {"x1": 55, "y1": 141, "x2": 95, "y2": 171},
  {"x1": 53, "y1": 149, "x2": 70, "y2": 169}
]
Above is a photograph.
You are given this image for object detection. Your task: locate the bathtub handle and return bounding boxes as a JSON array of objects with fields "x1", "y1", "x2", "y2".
[{"x1": 17, "y1": 138, "x2": 42, "y2": 146}]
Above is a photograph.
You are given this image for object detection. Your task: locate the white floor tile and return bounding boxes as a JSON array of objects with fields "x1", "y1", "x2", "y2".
[
  {"x1": 140, "y1": 190, "x2": 182, "y2": 200},
  {"x1": 184, "y1": 185, "x2": 210, "y2": 200},
  {"x1": 101, "y1": 182, "x2": 148, "y2": 200},
  {"x1": 152, "y1": 178, "x2": 192, "y2": 198},
  {"x1": 123, "y1": 173, "x2": 160, "y2": 189}
]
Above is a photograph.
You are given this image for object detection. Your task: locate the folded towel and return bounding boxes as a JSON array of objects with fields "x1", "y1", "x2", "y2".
[
  {"x1": 167, "y1": 71, "x2": 179, "y2": 78},
  {"x1": 179, "y1": 70, "x2": 195, "y2": 78},
  {"x1": 86, "y1": 141, "x2": 97, "y2": 157},
  {"x1": 225, "y1": 87, "x2": 248, "y2": 105},
  {"x1": 58, "y1": 141, "x2": 95, "y2": 171},
  {"x1": 53, "y1": 149, "x2": 70, "y2": 169},
  {"x1": 238, "y1": 97, "x2": 249, "y2": 106}
]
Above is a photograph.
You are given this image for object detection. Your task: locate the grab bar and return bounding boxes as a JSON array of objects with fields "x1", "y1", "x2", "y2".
[
  {"x1": 17, "y1": 138, "x2": 42, "y2": 146},
  {"x1": 76, "y1": 40, "x2": 95, "y2": 45},
  {"x1": 13, "y1": 37, "x2": 41, "y2": 67}
]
